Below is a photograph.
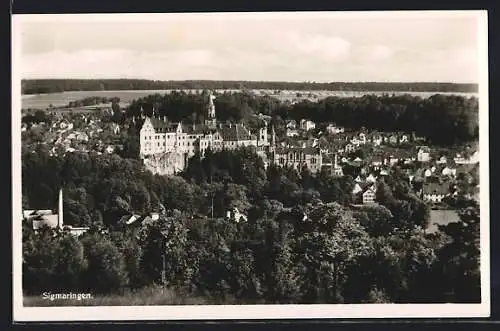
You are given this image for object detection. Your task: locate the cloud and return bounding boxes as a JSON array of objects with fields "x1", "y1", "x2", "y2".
[
  {"x1": 21, "y1": 49, "x2": 216, "y2": 80},
  {"x1": 286, "y1": 32, "x2": 352, "y2": 62},
  {"x1": 367, "y1": 45, "x2": 396, "y2": 61}
]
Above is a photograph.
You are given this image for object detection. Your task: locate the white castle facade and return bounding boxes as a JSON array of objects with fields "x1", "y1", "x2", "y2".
[{"x1": 139, "y1": 93, "x2": 270, "y2": 175}]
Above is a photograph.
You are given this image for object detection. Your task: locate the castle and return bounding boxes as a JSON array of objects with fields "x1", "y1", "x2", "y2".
[
  {"x1": 138, "y1": 92, "x2": 333, "y2": 176},
  {"x1": 139, "y1": 92, "x2": 270, "y2": 175}
]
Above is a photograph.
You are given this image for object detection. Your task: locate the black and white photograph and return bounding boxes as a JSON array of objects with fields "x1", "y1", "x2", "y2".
[{"x1": 12, "y1": 10, "x2": 489, "y2": 321}]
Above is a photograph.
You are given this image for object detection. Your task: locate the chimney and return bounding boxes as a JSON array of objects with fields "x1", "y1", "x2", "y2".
[{"x1": 58, "y1": 188, "x2": 64, "y2": 229}]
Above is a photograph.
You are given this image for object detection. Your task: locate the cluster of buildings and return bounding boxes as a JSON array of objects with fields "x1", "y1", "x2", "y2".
[
  {"x1": 138, "y1": 93, "x2": 479, "y2": 208},
  {"x1": 22, "y1": 189, "x2": 90, "y2": 237},
  {"x1": 22, "y1": 110, "x2": 125, "y2": 157}
]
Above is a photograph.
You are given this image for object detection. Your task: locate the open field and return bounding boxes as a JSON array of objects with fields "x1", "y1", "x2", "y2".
[
  {"x1": 21, "y1": 89, "x2": 478, "y2": 110},
  {"x1": 428, "y1": 209, "x2": 460, "y2": 233}
]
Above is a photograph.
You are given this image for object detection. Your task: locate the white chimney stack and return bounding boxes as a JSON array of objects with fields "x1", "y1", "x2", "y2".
[{"x1": 58, "y1": 188, "x2": 64, "y2": 229}]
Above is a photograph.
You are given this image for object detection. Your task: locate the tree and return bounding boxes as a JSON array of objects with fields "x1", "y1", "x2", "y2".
[
  {"x1": 355, "y1": 204, "x2": 394, "y2": 237},
  {"x1": 434, "y1": 203, "x2": 480, "y2": 302},
  {"x1": 293, "y1": 202, "x2": 374, "y2": 303},
  {"x1": 80, "y1": 233, "x2": 129, "y2": 294},
  {"x1": 23, "y1": 229, "x2": 88, "y2": 294}
]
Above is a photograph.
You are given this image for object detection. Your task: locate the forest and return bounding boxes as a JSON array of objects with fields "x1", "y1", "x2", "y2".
[
  {"x1": 22, "y1": 144, "x2": 480, "y2": 304},
  {"x1": 21, "y1": 79, "x2": 478, "y2": 95}
]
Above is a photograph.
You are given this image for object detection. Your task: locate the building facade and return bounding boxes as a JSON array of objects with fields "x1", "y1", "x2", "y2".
[{"x1": 272, "y1": 146, "x2": 323, "y2": 174}]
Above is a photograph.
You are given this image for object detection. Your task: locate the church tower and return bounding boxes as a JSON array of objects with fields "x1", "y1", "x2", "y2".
[{"x1": 205, "y1": 92, "x2": 217, "y2": 129}]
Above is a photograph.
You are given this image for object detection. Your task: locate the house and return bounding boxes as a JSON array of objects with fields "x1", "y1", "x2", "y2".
[
  {"x1": 417, "y1": 146, "x2": 431, "y2": 162},
  {"x1": 389, "y1": 156, "x2": 399, "y2": 166},
  {"x1": 366, "y1": 173, "x2": 378, "y2": 183},
  {"x1": 358, "y1": 133, "x2": 367, "y2": 145},
  {"x1": 442, "y1": 166, "x2": 457, "y2": 177},
  {"x1": 436, "y1": 155, "x2": 448, "y2": 164},
  {"x1": 353, "y1": 182, "x2": 377, "y2": 204},
  {"x1": 226, "y1": 207, "x2": 248, "y2": 223},
  {"x1": 388, "y1": 134, "x2": 399, "y2": 144},
  {"x1": 326, "y1": 124, "x2": 344, "y2": 135},
  {"x1": 351, "y1": 136, "x2": 361, "y2": 146},
  {"x1": 362, "y1": 186, "x2": 377, "y2": 204},
  {"x1": 111, "y1": 123, "x2": 120, "y2": 135},
  {"x1": 371, "y1": 156, "x2": 384, "y2": 169},
  {"x1": 454, "y1": 151, "x2": 480, "y2": 164},
  {"x1": 345, "y1": 143, "x2": 356, "y2": 154},
  {"x1": 75, "y1": 132, "x2": 89, "y2": 142},
  {"x1": 321, "y1": 154, "x2": 343, "y2": 177},
  {"x1": 300, "y1": 119, "x2": 316, "y2": 131},
  {"x1": 355, "y1": 175, "x2": 365, "y2": 183},
  {"x1": 286, "y1": 120, "x2": 297, "y2": 129},
  {"x1": 286, "y1": 128, "x2": 299, "y2": 137},
  {"x1": 422, "y1": 182, "x2": 450, "y2": 203},
  {"x1": 105, "y1": 145, "x2": 115, "y2": 154},
  {"x1": 370, "y1": 134, "x2": 383, "y2": 146},
  {"x1": 379, "y1": 169, "x2": 389, "y2": 176},
  {"x1": 399, "y1": 134, "x2": 409, "y2": 144}
]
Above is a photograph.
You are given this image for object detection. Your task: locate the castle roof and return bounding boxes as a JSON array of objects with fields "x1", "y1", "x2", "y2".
[
  {"x1": 148, "y1": 118, "x2": 179, "y2": 133},
  {"x1": 217, "y1": 123, "x2": 254, "y2": 141}
]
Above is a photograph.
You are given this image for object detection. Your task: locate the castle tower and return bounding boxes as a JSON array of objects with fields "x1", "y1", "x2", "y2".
[
  {"x1": 205, "y1": 92, "x2": 217, "y2": 129},
  {"x1": 269, "y1": 125, "x2": 276, "y2": 153},
  {"x1": 58, "y1": 188, "x2": 64, "y2": 229},
  {"x1": 258, "y1": 121, "x2": 269, "y2": 147}
]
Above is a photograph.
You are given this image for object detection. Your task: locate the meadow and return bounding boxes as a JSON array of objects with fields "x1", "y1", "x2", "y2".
[
  {"x1": 428, "y1": 209, "x2": 460, "y2": 233},
  {"x1": 23, "y1": 285, "x2": 216, "y2": 306}
]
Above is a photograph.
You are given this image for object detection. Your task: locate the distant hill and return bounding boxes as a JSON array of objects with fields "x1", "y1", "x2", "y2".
[{"x1": 21, "y1": 79, "x2": 478, "y2": 95}]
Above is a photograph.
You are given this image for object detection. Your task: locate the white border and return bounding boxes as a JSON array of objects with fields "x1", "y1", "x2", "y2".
[{"x1": 12, "y1": 11, "x2": 490, "y2": 322}]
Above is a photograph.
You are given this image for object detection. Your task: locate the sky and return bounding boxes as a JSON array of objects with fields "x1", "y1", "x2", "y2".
[{"x1": 15, "y1": 11, "x2": 485, "y2": 83}]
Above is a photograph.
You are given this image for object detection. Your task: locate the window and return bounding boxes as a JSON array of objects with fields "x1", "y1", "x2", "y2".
[
  {"x1": 279, "y1": 157, "x2": 284, "y2": 165},
  {"x1": 311, "y1": 158, "x2": 316, "y2": 164}
]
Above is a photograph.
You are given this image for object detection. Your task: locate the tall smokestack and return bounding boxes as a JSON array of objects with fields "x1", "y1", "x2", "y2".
[{"x1": 58, "y1": 188, "x2": 63, "y2": 229}]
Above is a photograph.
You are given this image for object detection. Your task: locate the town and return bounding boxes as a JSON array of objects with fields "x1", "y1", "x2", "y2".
[
  {"x1": 22, "y1": 89, "x2": 479, "y2": 223},
  {"x1": 21, "y1": 85, "x2": 481, "y2": 305},
  {"x1": 17, "y1": 9, "x2": 484, "y2": 313}
]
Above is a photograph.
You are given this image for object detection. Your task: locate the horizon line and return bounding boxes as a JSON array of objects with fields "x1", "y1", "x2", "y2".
[{"x1": 21, "y1": 78, "x2": 479, "y2": 85}]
